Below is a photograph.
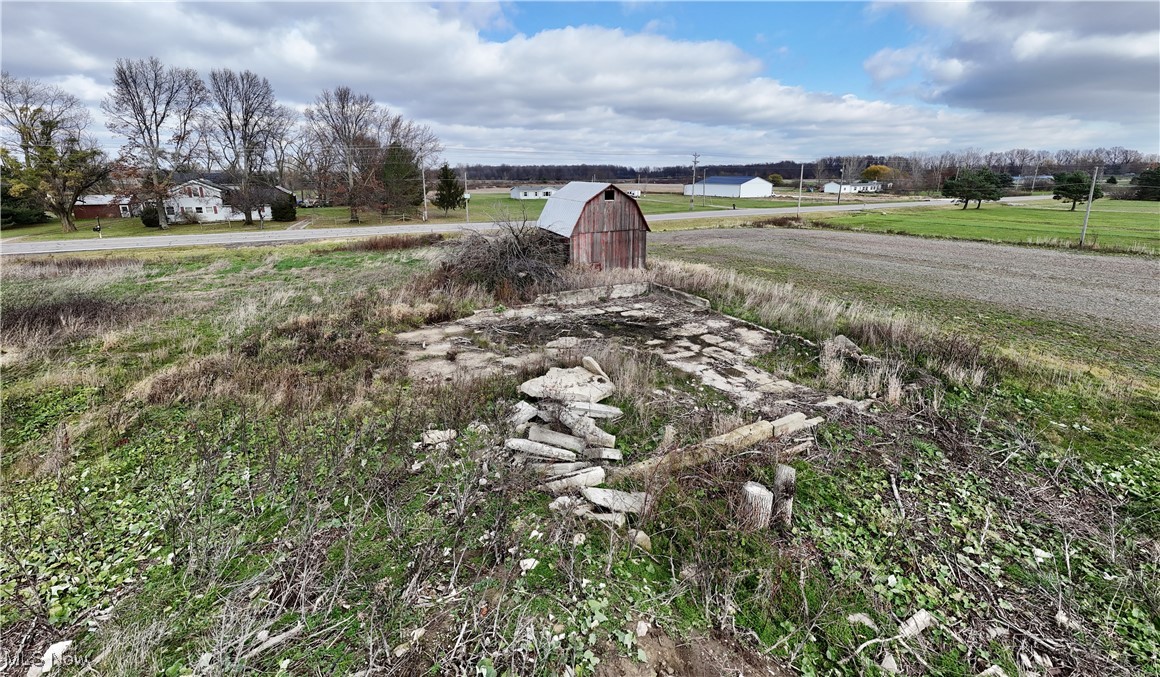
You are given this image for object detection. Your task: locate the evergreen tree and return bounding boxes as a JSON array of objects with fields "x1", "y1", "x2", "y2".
[
  {"x1": 941, "y1": 169, "x2": 1002, "y2": 209},
  {"x1": 1129, "y1": 167, "x2": 1159, "y2": 201},
  {"x1": 1052, "y1": 171, "x2": 1103, "y2": 211},
  {"x1": 0, "y1": 181, "x2": 49, "y2": 228},
  {"x1": 432, "y1": 163, "x2": 466, "y2": 215},
  {"x1": 379, "y1": 142, "x2": 422, "y2": 214}
]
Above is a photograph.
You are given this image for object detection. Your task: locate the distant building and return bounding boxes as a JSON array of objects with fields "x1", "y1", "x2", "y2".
[
  {"x1": 537, "y1": 182, "x2": 649, "y2": 269},
  {"x1": 683, "y1": 176, "x2": 773, "y2": 199},
  {"x1": 72, "y1": 194, "x2": 140, "y2": 220},
  {"x1": 510, "y1": 186, "x2": 558, "y2": 200},
  {"x1": 823, "y1": 181, "x2": 882, "y2": 194}
]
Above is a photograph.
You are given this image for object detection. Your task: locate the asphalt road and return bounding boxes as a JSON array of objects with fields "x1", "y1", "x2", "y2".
[
  {"x1": 652, "y1": 227, "x2": 1160, "y2": 332},
  {"x1": 0, "y1": 197, "x2": 1045, "y2": 256}
]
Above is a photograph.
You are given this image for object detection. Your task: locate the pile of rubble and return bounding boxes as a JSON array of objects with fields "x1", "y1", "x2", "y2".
[{"x1": 503, "y1": 356, "x2": 654, "y2": 534}]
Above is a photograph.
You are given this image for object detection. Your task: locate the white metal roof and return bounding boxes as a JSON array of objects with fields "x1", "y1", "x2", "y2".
[
  {"x1": 75, "y1": 194, "x2": 131, "y2": 205},
  {"x1": 536, "y1": 181, "x2": 616, "y2": 237}
]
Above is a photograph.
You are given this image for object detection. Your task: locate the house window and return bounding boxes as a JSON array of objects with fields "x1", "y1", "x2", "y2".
[
  {"x1": 165, "y1": 206, "x2": 175, "y2": 215},
  {"x1": 603, "y1": 189, "x2": 615, "y2": 201},
  {"x1": 522, "y1": 192, "x2": 528, "y2": 197},
  {"x1": 195, "y1": 207, "x2": 203, "y2": 213}
]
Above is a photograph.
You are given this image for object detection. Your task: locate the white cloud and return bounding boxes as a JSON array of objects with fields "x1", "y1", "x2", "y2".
[{"x1": 1, "y1": 1, "x2": 1154, "y2": 164}]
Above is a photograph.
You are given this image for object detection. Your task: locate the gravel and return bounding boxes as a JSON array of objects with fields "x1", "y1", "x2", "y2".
[{"x1": 652, "y1": 228, "x2": 1160, "y2": 332}]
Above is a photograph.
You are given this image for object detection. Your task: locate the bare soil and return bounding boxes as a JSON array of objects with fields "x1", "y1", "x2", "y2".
[{"x1": 652, "y1": 228, "x2": 1160, "y2": 333}]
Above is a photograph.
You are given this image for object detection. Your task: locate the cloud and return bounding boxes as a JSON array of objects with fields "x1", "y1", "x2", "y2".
[
  {"x1": 1, "y1": 1, "x2": 1154, "y2": 165},
  {"x1": 875, "y1": 1, "x2": 1159, "y2": 126}
]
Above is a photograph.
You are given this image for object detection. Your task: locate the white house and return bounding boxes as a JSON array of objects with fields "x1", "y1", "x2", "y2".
[
  {"x1": 823, "y1": 181, "x2": 882, "y2": 194},
  {"x1": 510, "y1": 186, "x2": 558, "y2": 200},
  {"x1": 164, "y1": 179, "x2": 292, "y2": 222},
  {"x1": 683, "y1": 176, "x2": 773, "y2": 199}
]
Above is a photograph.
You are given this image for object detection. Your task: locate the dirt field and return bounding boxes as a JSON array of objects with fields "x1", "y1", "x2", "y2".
[{"x1": 652, "y1": 227, "x2": 1160, "y2": 333}]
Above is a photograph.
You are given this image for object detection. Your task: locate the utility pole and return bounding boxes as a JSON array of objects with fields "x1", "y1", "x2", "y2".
[
  {"x1": 463, "y1": 165, "x2": 469, "y2": 224},
  {"x1": 1029, "y1": 157, "x2": 1041, "y2": 194},
  {"x1": 836, "y1": 167, "x2": 844, "y2": 206},
  {"x1": 690, "y1": 153, "x2": 699, "y2": 211},
  {"x1": 1079, "y1": 166, "x2": 1101, "y2": 248},
  {"x1": 796, "y1": 163, "x2": 804, "y2": 217},
  {"x1": 419, "y1": 144, "x2": 428, "y2": 222}
]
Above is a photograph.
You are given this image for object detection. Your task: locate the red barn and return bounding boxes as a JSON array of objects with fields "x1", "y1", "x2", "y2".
[
  {"x1": 72, "y1": 195, "x2": 139, "y2": 220},
  {"x1": 536, "y1": 182, "x2": 649, "y2": 269}
]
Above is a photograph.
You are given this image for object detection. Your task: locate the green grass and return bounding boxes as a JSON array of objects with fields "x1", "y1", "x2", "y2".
[
  {"x1": 814, "y1": 200, "x2": 1159, "y2": 253},
  {"x1": 0, "y1": 215, "x2": 298, "y2": 241}
]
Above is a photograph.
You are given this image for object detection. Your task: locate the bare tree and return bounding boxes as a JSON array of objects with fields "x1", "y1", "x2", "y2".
[
  {"x1": 0, "y1": 74, "x2": 109, "y2": 233},
  {"x1": 268, "y1": 105, "x2": 298, "y2": 188},
  {"x1": 0, "y1": 71, "x2": 88, "y2": 167},
  {"x1": 305, "y1": 87, "x2": 384, "y2": 222},
  {"x1": 206, "y1": 69, "x2": 290, "y2": 225},
  {"x1": 102, "y1": 57, "x2": 207, "y2": 229}
]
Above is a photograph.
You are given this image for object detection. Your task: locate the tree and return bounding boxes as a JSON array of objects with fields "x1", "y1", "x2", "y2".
[
  {"x1": 1, "y1": 74, "x2": 109, "y2": 233},
  {"x1": 306, "y1": 87, "x2": 384, "y2": 223},
  {"x1": 379, "y1": 142, "x2": 422, "y2": 214},
  {"x1": 941, "y1": 168, "x2": 1002, "y2": 209},
  {"x1": 206, "y1": 69, "x2": 285, "y2": 225},
  {"x1": 1052, "y1": 171, "x2": 1103, "y2": 211},
  {"x1": 767, "y1": 173, "x2": 783, "y2": 187},
  {"x1": 432, "y1": 163, "x2": 466, "y2": 214},
  {"x1": 1, "y1": 180, "x2": 49, "y2": 227},
  {"x1": 102, "y1": 57, "x2": 207, "y2": 230},
  {"x1": 1, "y1": 123, "x2": 110, "y2": 232},
  {"x1": 861, "y1": 164, "x2": 892, "y2": 182},
  {"x1": 1130, "y1": 167, "x2": 1160, "y2": 201},
  {"x1": 1106, "y1": 175, "x2": 1117, "y2": 184}
]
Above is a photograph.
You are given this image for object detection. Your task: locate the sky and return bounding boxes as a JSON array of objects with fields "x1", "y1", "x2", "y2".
[{"x1": 2, "y1": 1, "x2": 1157, "y2": 167}]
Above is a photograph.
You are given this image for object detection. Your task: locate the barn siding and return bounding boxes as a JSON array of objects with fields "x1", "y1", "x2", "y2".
[{"x1": 568, "y1": 191, "x2": 648, "y2": 269}]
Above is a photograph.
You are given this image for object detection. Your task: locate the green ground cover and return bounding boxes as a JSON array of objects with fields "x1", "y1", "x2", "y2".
[
  {"x1": 812, "y1": 200, "x2": 1159, "y2": 253},
  {"x1": 2, "y1": 242, "x2": 1156, "y2": 675}
]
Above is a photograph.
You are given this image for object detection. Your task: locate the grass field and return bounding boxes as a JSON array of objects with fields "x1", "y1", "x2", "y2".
[
  {"x1": 2, "y1": 240, "x2": 1157, "y2": 674},
  {"x1": 811, "y1": 200, "x2": 1159, "y2": 253},
  {"x1": 1, "y1": 192, "x2": 828, "y2": 241}
]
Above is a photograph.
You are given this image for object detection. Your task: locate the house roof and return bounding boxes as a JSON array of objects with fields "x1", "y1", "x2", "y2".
[
  {"x1": 537, "y1": 181, "x2": 649, "y2": 237},
  {"x1": 512, "y1": 185, "x2": 557, "y2": 191},
  {"x1": 75, "y1": 194, "x2": 133, "y2": 206},
  {"x1": 693, "y1": 176, "x2": 769, "y2": 186}
]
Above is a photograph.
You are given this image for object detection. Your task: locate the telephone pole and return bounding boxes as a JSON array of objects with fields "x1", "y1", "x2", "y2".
[
  {"x1": 796, "y1": 163, "x2": 804, "y2": 217},
  {"x1": 690, "y1": 153, "x2": 699, "y2": 211},
  {"x1": 463, "y1": 165, "x2": 469, "y2": 224},
  {"x1": 1079, "y1": 166, "x2": 1101, "y2": 248},
  {"x1": 419, "y1": 144, "x2": 428, "y2": 222}
]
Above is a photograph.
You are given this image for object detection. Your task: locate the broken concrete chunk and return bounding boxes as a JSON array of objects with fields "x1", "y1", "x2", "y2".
[
  {"x1": 520, "y1": 367, "x2": 614, "y2": 403},
  {"x1": 528, "y1": 425, "x2": 587, "y2": 453},
  {"x1": 540, "y1": 466, "x2": 606, "y2": 494},
  {"x1": 421, "y1": 429, "x2": 457, "y2": 446},
  {"x1": 583, "y1": 511, "x2": 626, "y2": 528},
  {"x1": 508, "y1": 401, "x2": 540, "y2": 426},
  {"x1": 581, "y1": 356, "x2": 611, "y2": 381},
  {"x1": 898, "y1": 609, "x2": 935, "y2": 638},
  {"x1": 627, "y1": 529, "x2": 653, "y2": 553},
  {"x1": 566, "y1": 402, "x2": 623, "y2": 420},
  {"x1": 828, "y1": 334, "x2": 863, "y2": 357},
  {"x1": 505, "y1": 438, "x2": 577, "y2": 462},
  {"x1": 583, "y1": 447, "x2": 623, "y2": 462},
  {"x1": 581, "y1": 488, "x2": 649, "y2": 514},
  {"x1": 548, "y1": 495, "x2": 583, "y2": 513},
  {"x1": 558, "y1": 409, "x2": 616, "y2": 448},
  {"x1": 528, "y1": 461, "x2": 592, "y2": 476}
]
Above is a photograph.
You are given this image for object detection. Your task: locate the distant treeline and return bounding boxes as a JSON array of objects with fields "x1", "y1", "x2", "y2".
[{"x1": 463, "y1": 162, "x2": 808, "y2": 183}]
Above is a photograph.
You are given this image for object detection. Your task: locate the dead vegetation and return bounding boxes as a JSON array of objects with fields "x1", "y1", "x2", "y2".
[
  {"x1": 315, "y1": 232, "x2": 445, "y2": 253},
  {"x1": 432, "y1": 222, "x2": 570, "y2": 303}
]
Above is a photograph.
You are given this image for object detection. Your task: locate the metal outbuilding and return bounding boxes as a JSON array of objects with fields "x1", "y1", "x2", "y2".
[
  {"x1": 683, "y1": 176, "x2": 773, "y2": 199},
  {"x1": 537, "y1": 181, "x2": 649, "y2": 269}
]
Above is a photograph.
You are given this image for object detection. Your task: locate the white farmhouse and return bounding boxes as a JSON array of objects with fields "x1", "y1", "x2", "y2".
[
  {"x1": 823, "y1": 181, "x2": 882, "y2": 194},
  {"x1": 510, "y1": 186, "x2": 558, "y2": 200},
  {"x1": 683, "y1": 176, "x2": 773, "y2": 199},
  {"x1": 164, "y1": 179, "x2": 293, "y2": 222}
]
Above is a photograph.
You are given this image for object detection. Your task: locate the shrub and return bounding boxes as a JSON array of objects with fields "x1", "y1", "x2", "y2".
[
  {"x1": 140, "y1": 206, "x2": 159, "y2": 228},
  {"x1": 271, "y1": 195, "x2": 297, "y2": 222},
  {"x1": 435, "y1": 223, "x2": 568, "y2": 303}
]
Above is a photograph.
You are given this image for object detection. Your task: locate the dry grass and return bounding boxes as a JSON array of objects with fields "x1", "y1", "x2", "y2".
[
  {"x1": 0, "y1": 296, "x2": 143, "y2": 350},
  {"x1": 0, "y1": 256, "x2": 144, "y2": 280},
  {"x1": 316, "y1": 233, "x2": 446, "y2": 253}
]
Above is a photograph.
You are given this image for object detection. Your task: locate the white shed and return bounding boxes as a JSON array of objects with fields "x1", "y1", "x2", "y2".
[{"x1": 682, "y1": 176, "x2": 772, "y2": 199}]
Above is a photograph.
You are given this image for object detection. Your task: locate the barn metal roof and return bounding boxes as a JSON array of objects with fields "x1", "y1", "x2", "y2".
[
  {"x1": 536, "y1": 181, "x2": 617, "y2": 237},
  {"x1": 693, "y1": 176, "x2": 769, "y2": 186}
]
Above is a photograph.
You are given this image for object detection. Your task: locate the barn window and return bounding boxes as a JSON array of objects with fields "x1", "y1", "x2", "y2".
[{"x1": 603, "y1": 189, "x2": 615, "y2": 201}]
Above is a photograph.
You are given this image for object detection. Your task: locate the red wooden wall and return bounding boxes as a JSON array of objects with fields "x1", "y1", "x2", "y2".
[{"x1": 569, "y1": 189, "x2": 648, "y2": 269}]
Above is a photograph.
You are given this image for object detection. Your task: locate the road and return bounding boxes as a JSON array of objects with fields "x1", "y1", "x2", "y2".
[
  {"x1": 651, "y1": 227, "x2": 1160, "y2": 332},
  {"x1": 0, "y1": 197, "x2": 1045, "y2": 256}
]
